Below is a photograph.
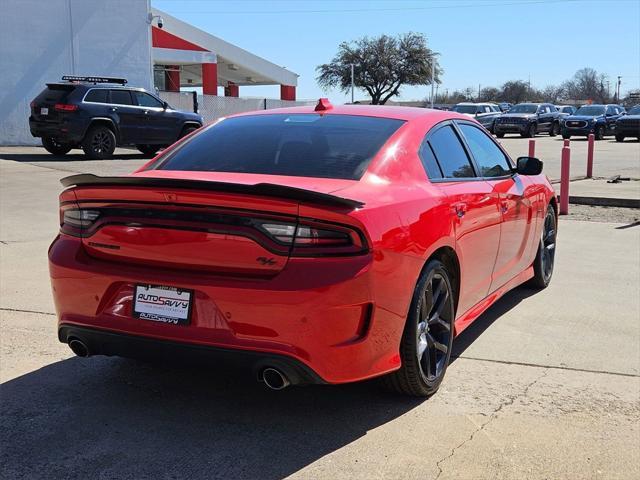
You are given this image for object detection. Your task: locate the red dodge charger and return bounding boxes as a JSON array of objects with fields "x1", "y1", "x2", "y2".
[{"x1": 49, "y1": 100, "x2": 557, "y2": 396}]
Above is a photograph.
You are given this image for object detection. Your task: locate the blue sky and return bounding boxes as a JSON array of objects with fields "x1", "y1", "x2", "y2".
[{"x1": 152, "y1": 0, "x2": 640, "y2": 102}]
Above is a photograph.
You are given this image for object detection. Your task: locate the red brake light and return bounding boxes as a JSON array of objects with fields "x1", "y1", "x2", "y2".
[
  {"x1": 54, "y1": 103, "x2": 78, "y2": 112},
  {"x1": 258, "y1": 220, "x2": 368, "y2": 256}
]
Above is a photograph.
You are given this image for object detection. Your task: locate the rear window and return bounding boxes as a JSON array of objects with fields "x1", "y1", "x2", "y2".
[
  {"x1": 110, "y1": 90, "x2": 133, "y2": 105},
  {"x1": 84, "y1": 89, "x2": 108, "y2": 103},
  {"x1": 153, "y1": 114, "x2": 405, "y2": 180},
  {"x1": 35, "y1": 85, "x2": 75, "y2": 103}
]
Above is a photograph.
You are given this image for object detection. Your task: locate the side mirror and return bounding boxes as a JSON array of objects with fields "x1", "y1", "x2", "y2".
[
  {"x1": 162, "y1": 101, "x2": 169, "y2": 110},
  {"x1": 516, "y1": 156, "x2": 543, "y2": 175}
]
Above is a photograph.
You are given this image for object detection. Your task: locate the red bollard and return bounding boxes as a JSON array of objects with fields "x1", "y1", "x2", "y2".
[
  {"x1": 563, "y1": 139, "x2": 570, "y2": 148},
  {"x1": 528, "y1": 139, "x2": 535, "y2": 158},
  {"x1": 560, "y1": 146, "x2": 570, "y2": 215},
  {"x1": 586, "y1": 133, "x2": 594, "y2": 178}
]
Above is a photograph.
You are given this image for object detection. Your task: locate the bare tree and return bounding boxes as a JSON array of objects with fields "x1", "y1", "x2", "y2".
[
  {"x1": 562, "y1": 68, "x2": 609, "y2": 103},
  {"x1": 499, "y1": 80, "x2": 530, "y2": 104},
  {"x1": 316, "y1": 33, "x2": 442, "y2": 105}
]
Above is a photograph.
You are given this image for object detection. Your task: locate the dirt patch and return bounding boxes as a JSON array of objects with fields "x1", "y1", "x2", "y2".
[{"x1": 562, "y1": 204, "x2": 640, "y2": 224}]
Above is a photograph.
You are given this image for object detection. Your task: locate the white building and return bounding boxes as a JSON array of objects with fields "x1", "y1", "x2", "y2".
[{"x1": 0, "y1": 0, "x2": 299, "y2": 145}]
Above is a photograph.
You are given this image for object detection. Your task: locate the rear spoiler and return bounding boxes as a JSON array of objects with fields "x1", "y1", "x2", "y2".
[{"x1": 60, "y1": 174, "x2": 364, "y2": 209}]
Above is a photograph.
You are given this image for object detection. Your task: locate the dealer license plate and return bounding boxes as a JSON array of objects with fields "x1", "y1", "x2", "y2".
[
  {"x1": 40, "y1": 107, "x2": 48, "y2": 115},
  {"x1": 133, "y1": 284, "x2": 192, "y2": 325}
]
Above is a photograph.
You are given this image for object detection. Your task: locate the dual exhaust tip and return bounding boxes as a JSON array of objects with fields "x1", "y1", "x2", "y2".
[{"x1": 67, "y1": 338, "x2": 293, "y2": 391}]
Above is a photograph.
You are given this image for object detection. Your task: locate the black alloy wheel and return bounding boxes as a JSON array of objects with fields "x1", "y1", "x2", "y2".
[
  {"x1": 136, "y1": 144, "x2": 159, "y2": 157},
  {"x1": 42, "y1": 136, "x2": 72, "y2": 155},
  {"x1": 549, "y1": 122, "x2": 559, "y2": 136},
  {"x1": 82, "y1": 126, "x2": 116, "y2": 160},
  {"x1": 528, "y1": 204, "x2": 557, "y2": 289},
  {"x1": 595, "y1": 125, "x2": 605, "y2": 140},
  {"x1": 384, "y1": 259, "x2": 455, "y2": 397},
  {"x1": 524, "y1": 123, "x2": 537, "y2": 138}
]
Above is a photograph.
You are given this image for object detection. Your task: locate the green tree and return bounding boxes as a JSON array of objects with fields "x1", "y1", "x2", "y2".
[{"x1": 316, "y1": 33, "x2": 442, "y2": 105}]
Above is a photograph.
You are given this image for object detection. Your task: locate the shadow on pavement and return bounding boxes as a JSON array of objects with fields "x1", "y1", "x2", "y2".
[
  {"x1": 0, "y1": 356, "x2": 422, "y2": 479},
  {"x1": 451, "y1": 286, "x2": 538, "y2": 361},
  {"x1": 0, "y1": 152, "x2": 149, "y2": 162}
]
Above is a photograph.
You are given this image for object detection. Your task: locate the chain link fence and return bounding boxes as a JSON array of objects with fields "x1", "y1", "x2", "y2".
[
  {"x1": 157, "y1": 91, "x2": 315, "y2": 123},
  {"x1": 157, "y1": 91, "x2": 196, "y2": 113}
]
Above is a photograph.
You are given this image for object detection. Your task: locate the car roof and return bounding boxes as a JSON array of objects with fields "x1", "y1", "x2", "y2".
[{"x1": 231, "y1": 103, "x2": 467, "y2": 123}]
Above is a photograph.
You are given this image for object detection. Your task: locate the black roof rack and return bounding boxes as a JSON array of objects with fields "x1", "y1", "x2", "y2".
[{"x1": 61, "y1": 75, "x2": 127, "y2": 85}]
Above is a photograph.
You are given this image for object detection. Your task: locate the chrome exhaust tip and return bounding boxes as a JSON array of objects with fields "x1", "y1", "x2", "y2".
[
  {"x1": 261, "y1": 367, "x2": 291, "y2": 390},
  {"x1": 68, "y1": 338, "x2": 90, "y2": 357}
]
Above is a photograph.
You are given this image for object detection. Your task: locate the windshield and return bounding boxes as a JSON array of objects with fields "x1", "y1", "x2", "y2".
[
  {"x1": 575, "y1": 106, "x2": 605, "y2": 116},
  {"x1": 452, "y1": 105, "x2": 478, "y2": 114},
  {"x1": 152, "y1": 114, "x2": 405, "y2": 180},
  {"x1": 627, "y1": 105, "x2": 640, "y2": 115},
  {"x1": 509, "y1": 104, "x2": 538, "y2": 114}
]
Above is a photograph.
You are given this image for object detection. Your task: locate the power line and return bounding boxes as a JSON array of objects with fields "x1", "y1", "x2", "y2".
[{"x1": 156, "y1": 0, "x2": 586, "y2": 15}]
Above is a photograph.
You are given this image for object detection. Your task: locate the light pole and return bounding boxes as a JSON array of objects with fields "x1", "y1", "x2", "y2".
[
  {"x1": 350, "y1": 64, "x2": 355, "y2": 104},
  {"x1": 616, "y1": 76, "x2": 622, "y2": 102},
  {"x1": 430, "y1": 53, "x2": 439, "y2": 109}
]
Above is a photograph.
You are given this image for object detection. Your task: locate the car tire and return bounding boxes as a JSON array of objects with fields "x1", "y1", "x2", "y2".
[
  {"x1": 594, "y1": 125, "x2": 605, "y2": 140},
  {"x1": 42, "y1": 137, "x2": 72, "y2": 155},
  {"x1": 527, "y1": 204, "x2": 557, "y2": 289},
  {"x1": 179, "y1": 125, "x2": 198, "y2": 140},
  {"x1": 82, "y1": 125, "x2": 116, "y2": 160},
  {"x1": 523, "y1": 123, "x2": 536, "y2": 138},
  {"x1": 136, "y1": 144, "x2": 159, "y2": 157},
  {"x1": 562, "y1": 133, "x2": 571, "y2": 140},
  {"x1": 615, "y1": 134, "x2": 625, "y2": 142},
  {"x1": 495, "y1": 132, "x2": 505, "y2": 138},
  {"x1": 549, "y1": 122, "x2": 559, "y2": 137},
  {"x1": 383, "y1": 259, "x2": 455, "y2": 397}
]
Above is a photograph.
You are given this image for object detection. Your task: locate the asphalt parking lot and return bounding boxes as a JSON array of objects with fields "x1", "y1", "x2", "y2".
[{"x1": 1, "y1": 145, "x2": 639, "y2": 479}]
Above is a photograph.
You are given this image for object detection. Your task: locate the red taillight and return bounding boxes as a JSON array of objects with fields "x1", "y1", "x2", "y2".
[
  {"x1": 258, "y1": 220, "x2": 368, "y2": 256},
  {"x1": 60, "y1": 207, "x2": 100, "y2": 236},
  {"x1": 54, "y1": 103, "x2": 78, "y2": 112}
]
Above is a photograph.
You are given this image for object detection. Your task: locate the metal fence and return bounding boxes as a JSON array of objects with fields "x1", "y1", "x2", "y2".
[
  {"x1": 157, "y1": 91, "x2": 195, "y2": 113},
  {"x1": 157, "y1": 91, "x2": 315, "y2": 124}
]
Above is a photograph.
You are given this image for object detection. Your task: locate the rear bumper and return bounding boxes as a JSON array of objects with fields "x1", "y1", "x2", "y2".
[
  {"x1": 59, "y1": 324, "x2": 325, "y2": 385},
  {"x1": 29, "y1": 117, "x2": 85, "y2": 142},
  {"x1": 49, "y1": 235, "x2": 409, "y2": 384}
]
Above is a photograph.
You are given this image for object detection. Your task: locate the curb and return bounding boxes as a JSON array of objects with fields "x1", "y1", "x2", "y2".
[{"x1": 556, "y1": 195, "x2": 640, "y2": 209}]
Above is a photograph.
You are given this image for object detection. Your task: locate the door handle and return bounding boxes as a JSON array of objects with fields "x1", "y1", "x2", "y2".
[
  {"x1": 143, "y1": 110, "x2": 149, "y2": 115},
  {"x1": 453, "y1": 203, "x2": 467, "y2": 218}
]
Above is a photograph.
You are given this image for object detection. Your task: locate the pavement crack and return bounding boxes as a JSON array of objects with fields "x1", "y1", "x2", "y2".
[
  {"x1": 434, "y1": 369, "x2": 548, "y2": 479},
  {"x1": 0, "y1": 307, "x2": 56, "y2": 316},
  {"x1": 453, "y1": 355, "x2": 639, "y2": 378}
]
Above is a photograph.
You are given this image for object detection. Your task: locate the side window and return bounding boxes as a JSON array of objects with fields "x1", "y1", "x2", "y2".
[
  {"x1": 458, "y1": 123, "x2": 512, "y2": 178},
  {"x1": 484, "y1": 106, "x2": 491, "y2": 113},
  {"x1": 110, "y1": 90, "x2": 133, "y2": 105},
  {"x1": 549, "y1": 105, "x2": 557, "y2": 112},
  {"x1": 84, "y1": 89, "x2": 108, "y2": 103},
  {"x1": 133, "y1": 91, "x2": 164, "y2": 108},
  {"x1": 428, "y1": 125, "x2": 476, "y2": 179},
  {"x1": 418, "y1": 140, "x2": 443, "y2": 179}
]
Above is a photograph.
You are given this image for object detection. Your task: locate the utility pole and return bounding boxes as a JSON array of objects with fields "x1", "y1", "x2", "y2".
[
  {"x1": 478, "y1": 83, "x2": 481, "y2": 101},
  {"x1": 616, "y1": 76, "x2": 622, "y2": 102},
  {"x1": 350, "y1": 64, "x2": 355, "y2": 104},
  {"x1": 606, "y1": 80, "x2": 611, "y2": 100},
  {"x1": 430, "y1": 60, "x2": 435, "y2": 109}
]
